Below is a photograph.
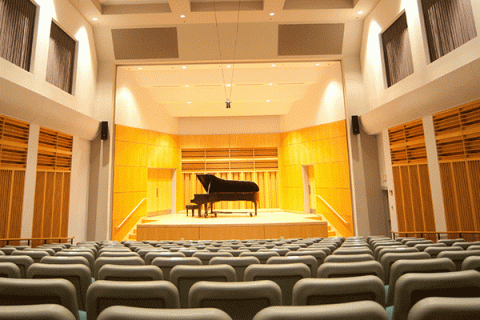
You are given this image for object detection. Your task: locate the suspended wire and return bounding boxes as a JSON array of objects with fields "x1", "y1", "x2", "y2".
[{"x1": 212, "y1": 0, "x2": 242, "y2": 102}]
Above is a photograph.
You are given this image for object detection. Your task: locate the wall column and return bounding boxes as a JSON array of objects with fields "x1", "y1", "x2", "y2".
[
  {"x1": 20, "y1": 123, "x2": 39, "y2": 238},
  {"x1": 422, "y1": 116, "x2": 447, "y2": 232}
]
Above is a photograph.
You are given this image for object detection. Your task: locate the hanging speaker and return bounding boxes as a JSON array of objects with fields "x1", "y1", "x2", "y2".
[
  {"x1": 352, "y1": 115, "x2": 360, "y2": 135},
  {"x1": 101, "y1": 121, "x2": 109, "y2": 140}
]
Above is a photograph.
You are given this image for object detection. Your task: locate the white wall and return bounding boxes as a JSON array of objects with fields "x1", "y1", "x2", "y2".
[
  {"x1": 0, "y1": 0, "x2": 100, "y2": 243},
  {"x1": 281, "y1": 62, "x2": 345, "y2": 132},
  {"x1": 178, "y1": 115, "x2": 281, "y2": 135},
  {"x1": 115, "y1": 69, "x2": 178, "y2": 135},
  {"x1": 359, "y1": 0, "x2": 480, "y2": 134}
]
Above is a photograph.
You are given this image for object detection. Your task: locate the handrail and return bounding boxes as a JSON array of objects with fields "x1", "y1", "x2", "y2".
[
  {"x1": 115, "y1": 198, "x2": 147, "y2": 231},
  {"x1": 391, "y1": 230, "x2": 480, "y2": 240},
  {"x1": 0, "y1": 237, "x2": 75, "y2": 245},
  {"x1": 316, "y1": 195, "x2": 348, "y2": 225}
]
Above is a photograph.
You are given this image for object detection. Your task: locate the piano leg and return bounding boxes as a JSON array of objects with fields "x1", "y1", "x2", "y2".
[{"x1": 254, "y1": 201, "x2": 257, "y2": 216}]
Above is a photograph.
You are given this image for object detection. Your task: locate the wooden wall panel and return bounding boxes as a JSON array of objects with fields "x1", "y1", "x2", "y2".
[
  {"x1": 279, "y1": 120, "x2": 352, "y2": 237},
  {"x1": 113, "y1": 125, "x2": 181, "y2": 241},
  {"x1": 389, "y1": 120, "x2": 436, "y2": 238},
  {"x1": 0, "y1": 115, "x2": 29, "y2": 245},
  {"x1": 434, "y1": 100, "x2": 480, "y2": 240},
  {"x1": 32, "y1": 128, "x2": 72, "y2": 245}
]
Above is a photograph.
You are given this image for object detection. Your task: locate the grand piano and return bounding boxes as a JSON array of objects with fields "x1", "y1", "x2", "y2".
[{"x1": 191, "y1": 174, "x2": 259, "y2": 217}]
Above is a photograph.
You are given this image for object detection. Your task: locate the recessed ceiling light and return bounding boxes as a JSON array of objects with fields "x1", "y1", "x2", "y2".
[
  {"x1": 138, "y1": 67, "x2": 142, "y2": 70},
  {"x1": 358, "y1": 11, "x2": 364, "y2": 15},
  {"x1": 271, "y1": 64, "x2": 276, "y2": 67},
  {"x1": 93, "y1": 17, "x2": 98, "y2": 21},
  {"x1": 187, "y1": 101, "x2": 191, "y2": 104},
  {"x1": 315, "y1": 63, "x2": 320, "y2": 66},
  {"x1": 266, "y1": 99, "x2": 271, "y2": 102},
  {"x1": 268, "y1": 83, "x2": 273, "y2": 86},
  {"x1": 226, "y1": 65, "x2": 231, "y2": 68},
  {"x1": 180, "y1": 14, "x2": 186, "y2": 18},
  {"x1": 269, "y1": 12, "x2": 274, "y2": 16},
  {"x1": 182, "y1": 66, "x2": 187, "y2": 69},
  {"x1": 185, "y1": 85, "x2": 189, "y2": 87},
  {"x1": 226, "y1": 84, "x2": 231, "y2": 87}
]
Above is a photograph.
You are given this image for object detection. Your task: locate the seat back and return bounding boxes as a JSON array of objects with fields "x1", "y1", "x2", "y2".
[
  {"x1": 239, "y1": 251, "x2": 279, "y2": 264},
  {"x1": 189, "y1": 280, "x2": 282, "y2": 320},
  {"x1": 144, "y1": 251, "x2": 186, "y2": 265},
  {"x1": 245, "y1": 263, "x2": 310, "y2": 306},
  {"x1": 93, "y1": 256, "x2": 145, "y2": 279},
  {"x1": 97, "y1": 306, "x2": 233, "y2": 320},
  {"x1": 0, "y1": 255, "x2": 34, "y2": 277},
  {"x1": 99, "y1": 252, "x2": 140, "y2": 258},
  {"x1": 169, "y1": 264, "x2": 236, "y2": 308},
  {"x1": 209, "y1": 256, "x2": 260, "y2": 281},
  {"x1": 376, "y1": 247, "x2": 418, "y2": 261},
  {"x1": 292, "y1": 275, "x2": 385, "y2": 307},
  {"x1": 462, "y1": 255, "x2": 480, "y2": 271},
  {"x1": 27, "y1": 263, "x2": 91, "y2": 311},
  {"x1": 317, "y1": 261, "x2": 384, "y2": 280},
  {"x1": 40, "y1": 256, "x2": 90, "y2": 270},
  {"x1": 380, "y1": 252, "x2": 430, "y2": 285},
  {"x1": 324, "y1": 254, "x2": 374, "y2": 263},
  {"x1": 392, "y1": 270, "x2": 480, "y2": 320},
  {"x1": 252, "y1": 301, "x2": 389, "y2": 320},
  {"x1": 423, "y1": 246, "x2": 463, "y2": 259},
  {"x1": 386, "y1": 258, "x2": 456, "y2": 306},
  {"x1": 11, "y1": 250, "x2": 49, "y2": 263},
  {"x1": 86, "y1": 280, "x2": 180, "y2": 320},
  {"x1": 55, "y1": 251, "x2": 95, "y2": 274},
  {"x1": 0, "y1": 304, "x2": 77, "y2": 320},
  {"x1": 192, "y1": 251, "x2": 233, "y2": 265},
  {"x1": 0, "y1": 262, "x2": 21, "y2": 278},
  {"x1": 0, "y1": 278, "x2": 79, "y2": 320},
  {"x1": 286, "y1": 250, "x2": 326, "y2": 269},
  {"x1": 332, "y1": 248, "x2": 373, "y2": 256},
  {"x1": 98, "y1": 264, "x2": 163, "y2": 281},
  {"x1": 406, "y1": 297, "x2": 480, "y2": 320},
  {"x1": 267, "y1": 255, "x2": 317, "y2": 277},
  {"x1": 437, "y1": 250, "x2": 480, "y2": 270},
  {"x1": 151, "y1": 257, "x2": 202, "y2": 281}
]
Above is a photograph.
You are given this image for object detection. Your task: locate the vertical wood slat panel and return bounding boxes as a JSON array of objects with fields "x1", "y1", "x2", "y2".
[
  {"x1": 51, "y1": 172, "x2": 64, "y2": 238},
  {"x1": 43, "y1": 172, "x2": 55, "y2": 239},
  {"x1": 392, "y1": 166, "x2": 406, "y2": 232},
  {"x1": 409, "y1": 166, "x2": 425, "y2": 233},
  {"x1": 452, "y1": 162, "x2": 476, "y2": 241},
  {"x1": 61, "y1": 173, "x2": 70, "y2": 240},
  {"x1": 439, "y1": 163, "x2": 460, "y2": 238},
  {"x1": 0, "y1": 170, "x2": 12, "y2": 240},
  {"x1": 32, "y1": 172, "x2": 46, "y2": 247},
  {"x1": 401, "y1": 166, "x2": 415, "y2": 232},
  {"x1": 419, "y1": 164, "x2": 436, "y2": 240},
  {"x1": 9, "y1": 171, "x2": 25, "y2": 239},
  {"x1": 469, "y1": 160, "x2": 480, "y2": 240}
]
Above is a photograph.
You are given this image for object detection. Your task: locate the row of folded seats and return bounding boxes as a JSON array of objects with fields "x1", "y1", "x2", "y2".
[{"x1": 1, "y1": 235, "x2": 480, "y2": 319}]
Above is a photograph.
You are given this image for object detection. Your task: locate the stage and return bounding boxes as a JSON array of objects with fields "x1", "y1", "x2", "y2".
[{"x1": 136, "y1": 211, "x2": 329, "y2": 241}]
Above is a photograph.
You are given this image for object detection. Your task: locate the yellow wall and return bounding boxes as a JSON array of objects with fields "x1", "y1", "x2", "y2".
[
  {"x1": 279, "y1": 120, "x2": 353, "y2": 237},
  {"x1": 113, "y1": 125, "x2": 181, "y2": 241}
]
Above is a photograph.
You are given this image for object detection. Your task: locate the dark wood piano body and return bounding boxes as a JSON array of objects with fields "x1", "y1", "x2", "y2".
[{"x1": 191, "y1": 174, "x2": 259, "y2": 217}]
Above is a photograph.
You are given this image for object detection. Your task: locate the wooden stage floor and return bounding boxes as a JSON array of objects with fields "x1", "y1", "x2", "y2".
[{"x1": 136, "y1": 211, "x2": 329, "y2": 241}]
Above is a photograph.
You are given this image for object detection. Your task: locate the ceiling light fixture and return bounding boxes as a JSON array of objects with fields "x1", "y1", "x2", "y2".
[
  {"x1": 266, "y1": 99, "x2": 271, "y2": 102},
  {"x1": 185, "y1": 85, "x2": 189, "y2": 87},
  {"x1": 269, "y1": 83, "x2": 273, "y2": 86},
  {"x1": 358, "y1": 11, "x2": 364, "y2": 15},
  {"x1": 180, "y1": 14, "x2": 186, "y2": 18},
  {"x1": 92, "y1": 17, "x2": 98, "y2": 21},
  {"x1": 271, "y1": 64, "x2": 276, "y2": 67},
  {"x1": 213, "y1": 0, "x2": 241, "y2": 109},
  {"x1": 269, "y1": 12, "x2": 274, "y2": 16},
  {"x1": 188, "y1": 101, "x2": 192, "y2": 104},
  {"x1": 138, "y1": 67, "x2": 142, "y2": 70}
]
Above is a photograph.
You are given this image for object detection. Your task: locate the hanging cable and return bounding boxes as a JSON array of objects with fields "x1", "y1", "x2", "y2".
[{"x1": 212, "y1": 0, "x2": 241, "y2": 107}]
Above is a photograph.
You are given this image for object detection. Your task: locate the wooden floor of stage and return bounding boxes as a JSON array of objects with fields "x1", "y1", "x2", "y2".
[{"x1": 136, "y1": 211, "x2": 329, "y2": 241}]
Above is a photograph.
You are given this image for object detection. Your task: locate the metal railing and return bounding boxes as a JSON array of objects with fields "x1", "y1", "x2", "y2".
[
  {"x1": 115, "y1": 198, "x2": 147, "y2": 231},
  {"x1": 316, "y1": 195, "x2": 348, "y2": 225}
]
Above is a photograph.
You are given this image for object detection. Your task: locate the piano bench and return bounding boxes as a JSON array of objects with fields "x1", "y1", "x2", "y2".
[{"x1": 186, "y1": 204, "x2": 201, "y2": 217}]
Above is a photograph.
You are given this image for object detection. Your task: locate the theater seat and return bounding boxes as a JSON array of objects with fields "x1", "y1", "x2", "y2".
[
  {"x1": 407, "y1": 297, "x2": 480, "y2": 320},
  {"x1": 189, "y1": 280, "x2": 281, "y2": 320},
  {"x1": 97, "y1": 306, "x2": 232, "y2": 320},
  {"x1": 0, "y1": 304, "x2": 77, "y2": 320},
  {"x1": 252, "y1": 301, "x2": 389, "y2": 320}
]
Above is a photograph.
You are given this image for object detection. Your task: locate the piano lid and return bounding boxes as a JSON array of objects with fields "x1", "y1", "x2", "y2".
[{"x1": 196, "y1": 174, "x2": 259, "y2": 193}]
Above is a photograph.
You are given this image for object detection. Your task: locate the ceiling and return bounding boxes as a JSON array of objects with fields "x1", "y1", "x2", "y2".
[{"x1": 69, "y1": 0, "x2": 380, "y2": 118}]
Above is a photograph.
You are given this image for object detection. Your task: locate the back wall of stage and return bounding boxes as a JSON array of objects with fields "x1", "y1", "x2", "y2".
[{"x1": 112, "y1": 120, "x2": 352, "y2": 241}]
